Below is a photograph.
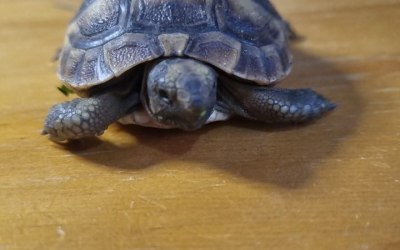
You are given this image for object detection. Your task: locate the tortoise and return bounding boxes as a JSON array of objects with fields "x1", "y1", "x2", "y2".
[{"x1": 43, "y1": 0, "x2": 335, "y2": 141}]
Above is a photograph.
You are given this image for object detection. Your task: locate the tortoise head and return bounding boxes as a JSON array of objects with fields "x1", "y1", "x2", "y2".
[{"x1": 143, "y1": 58, "x2": 217, "y2": 130}]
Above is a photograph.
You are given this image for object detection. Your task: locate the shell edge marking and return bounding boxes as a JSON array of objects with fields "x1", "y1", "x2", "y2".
[{"x1": 158, "y1": 33, "x2": 190, "y2": 57}]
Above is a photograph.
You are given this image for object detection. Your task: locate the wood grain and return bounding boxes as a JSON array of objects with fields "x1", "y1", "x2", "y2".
[{"x1": 0, "y1": 0, "x2": 399, "y2": 249}]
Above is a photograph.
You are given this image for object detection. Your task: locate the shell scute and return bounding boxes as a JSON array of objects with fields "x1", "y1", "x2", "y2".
[
  {"x1": 137, "y1": 0, "x2": 208, "y2": 26},
  {"x1": 185, "y1": 31, "x2": 241, "y2": 74},
  {"x1": 234, "y1": 44, "x2": 280, "y2": 84},
  {"x1": 58, "y1": 47, "x2": 85, "y2": 85},
  {"x1": 59, "y1": 46, "x2": 114, "y2": 89},
  {"x1": 103, "y1": 33, "x2": 163, "y2": 76},
  {"x1": 77, "y1": 0, "x2": 121, "y2": 36},
  {"x1": 215, "y1": 0, "x2": 284, "y2": 46}
]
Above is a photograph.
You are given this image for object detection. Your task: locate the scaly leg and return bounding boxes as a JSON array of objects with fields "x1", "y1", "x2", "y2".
[
  {"x1": 219, "y1": 79, "x2": 335, "y2": 123},
  {"x1": 43, "y1": 91, "x2": 139, "y2": 141}
]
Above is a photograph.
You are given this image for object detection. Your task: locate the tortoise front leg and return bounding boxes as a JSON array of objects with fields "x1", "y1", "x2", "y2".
[
  {"x1": 218, "y1": 79, "x2": 335, "y2": 123},
  {"x1": 43, "y1": 91, "x2": 139, "y2": 141}
]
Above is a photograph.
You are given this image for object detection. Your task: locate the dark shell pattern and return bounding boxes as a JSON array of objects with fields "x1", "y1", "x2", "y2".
[{"x1": 59, "y1": 0, "x2": 292, "y2": 91}]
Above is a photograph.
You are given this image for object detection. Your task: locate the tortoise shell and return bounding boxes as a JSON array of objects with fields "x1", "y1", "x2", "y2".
[{"x1": 59, "y1": 0, "x2": 292, "y2": 92}]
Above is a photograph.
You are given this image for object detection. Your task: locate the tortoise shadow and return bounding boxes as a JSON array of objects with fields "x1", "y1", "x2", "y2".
[{"x1": 61, "y1": 48, "x2": 363, "y2": 188}]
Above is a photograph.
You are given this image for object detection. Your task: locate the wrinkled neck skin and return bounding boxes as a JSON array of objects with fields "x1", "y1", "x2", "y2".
[{"x1": 141, "y1": 58, "x2": 217, "y2": 131}]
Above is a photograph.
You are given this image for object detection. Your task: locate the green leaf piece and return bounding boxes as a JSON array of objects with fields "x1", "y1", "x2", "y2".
[{"x1": 57, "y1": 85, "x2": 74, "y2": 96}]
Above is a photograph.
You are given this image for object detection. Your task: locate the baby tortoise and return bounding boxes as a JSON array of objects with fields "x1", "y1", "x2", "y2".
[{"x1": 43, "y1": 0, "x2": 335, "y2": 141}]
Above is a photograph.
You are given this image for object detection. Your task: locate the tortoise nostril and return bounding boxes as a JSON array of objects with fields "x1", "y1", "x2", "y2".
[{"x1": 158, "y1": 89, "x2": 170, "y2": 102}]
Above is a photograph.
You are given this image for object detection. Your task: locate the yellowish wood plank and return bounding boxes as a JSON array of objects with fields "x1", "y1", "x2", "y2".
[{"x1": 0, "y1": 1, "x2": 399, "y2": 249}]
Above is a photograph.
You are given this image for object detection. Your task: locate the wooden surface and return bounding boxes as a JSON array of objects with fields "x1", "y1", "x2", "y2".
[{"x1": 1, "y1": 0, "x2": 399, "y2": 249}]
